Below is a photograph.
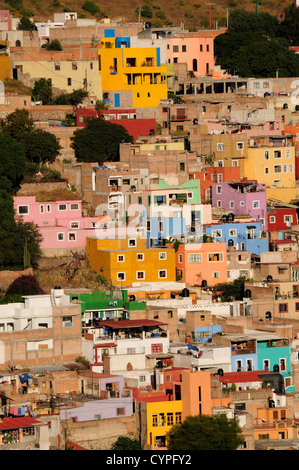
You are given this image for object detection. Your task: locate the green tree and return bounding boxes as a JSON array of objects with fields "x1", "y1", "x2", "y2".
[
  {"x1": 214, "y1": 8, "x2": 299, "y2": 77},
  {"x1": 167, "y1": 414, "x2": 244, "y2": 451},
  {"x1": 0, "y1": 133, "x2": 26, "y2": 192},
  {"x1": 53, "y1": 88, "x2": 88, "y2": 107},
  {"x1": 71, "y1": 117, "x2": 133, "y2": 163},
  {"x1": 32, "y1": 78, "x2": 53, "y2": 104},
  {"x1": 17, "y1": 15, "x2": 35, "y2": 31},
  {"x1": 41, "y1": 39, "x2": 63, "y2": 51},
  {"x1": 136, "y1": 5, "x2": 153, "y2": 18},
  {"x1": 2, "y1": 108, "x2": 34, "y2": 141},
  {"x1": 111, "y1": 436, "x2": 141, "y2": 450},
  {"x1": 22, "y1": 129, "x2": 61, "y2": 165},
  {"x1": 278, "y1": 5, "x2": 299, "y2": 46},
  {"x1": 83, "y1": 0, "x2": 100, "y2": 15},
  {"x1": 213, "y1": 276, "x2": 246, "y2": 302}
]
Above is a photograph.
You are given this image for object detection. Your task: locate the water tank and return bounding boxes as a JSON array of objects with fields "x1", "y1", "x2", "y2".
[
  {"x1": 221, "y1": 215, "x2": 228, "y2": 223},
  {"x1": 227, "y1": 213, "x2": 235, "y2": 222},
  {"x1": 182, "y1": 288, "x2": 190, "y2": 297},
  {"x1": 228, "y1": 239, "x2": 234, "y2": 247},
  {"x1": 273, "y1": 364, "x2": 279, "y2": 372},
  {"x1": 267, "y1": 275, "x2": 273, "y2": 282},
  {"x1": 244, "y1": 289, "x2": 251, "y2": 298},
  {"x1": 201, "y1": 280, "x2": 207, "y2": 287},
  {"x1": 217, "y1": 368, "x2": 224, "y2": 376},
  {"x1": 193, "y1": 118, "x2": 198, "y2": 125}
]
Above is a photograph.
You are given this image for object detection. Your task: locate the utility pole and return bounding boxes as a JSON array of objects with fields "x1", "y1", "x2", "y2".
[
  {"x1": 256, "y1": 0, "x2": 260, "y2": 13},
  {"x1": 206, "y1": 3, "x2": 215, "y2": 29}
]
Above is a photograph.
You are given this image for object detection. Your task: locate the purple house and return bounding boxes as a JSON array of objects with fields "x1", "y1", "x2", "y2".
[
  {"x1": 60, "y1": 396, "x2": 134, "y2": 422},
  {"x1": 211, "y1": 179, "x2": 267, "y2": 230}
]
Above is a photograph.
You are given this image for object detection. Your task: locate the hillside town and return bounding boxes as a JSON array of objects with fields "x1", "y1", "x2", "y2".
[{"x1": 0, "y1": 0, "x2": 299, "y2": 452}]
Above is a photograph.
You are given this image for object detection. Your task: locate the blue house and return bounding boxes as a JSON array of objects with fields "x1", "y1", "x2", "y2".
[
  {"x1": 146, "y1": 216, "x2": 186, "y2": 248},
  {"x1": 205, "y1": 221, "x2": 268, "y2": 256}
]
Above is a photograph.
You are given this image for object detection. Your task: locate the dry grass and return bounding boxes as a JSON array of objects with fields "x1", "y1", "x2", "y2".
[
  {"x1": 4, "y1": 78, "x2": 32, "y2": 95},
  {"x1": 0, "y1": 0, "x2": 292, "y2": 28}
]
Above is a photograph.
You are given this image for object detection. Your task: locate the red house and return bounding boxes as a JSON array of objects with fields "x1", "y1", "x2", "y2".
[
  {"x1": 76, "y1": 107, "x2": 156, "y2": 142},
  {"x1": 267, "y1": 206, "x2": 298, "y2": 241}
]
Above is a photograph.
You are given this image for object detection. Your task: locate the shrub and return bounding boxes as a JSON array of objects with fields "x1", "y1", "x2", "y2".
[{"x1": 6, "y1": 275, "x2": 45, "y2": 297}]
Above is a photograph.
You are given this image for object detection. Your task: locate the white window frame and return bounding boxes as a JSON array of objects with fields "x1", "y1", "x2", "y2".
[
  {"x1": 216, "y1": 185, "x2": 222, "y2": 194},
  {"x1": 264, "y1": 150, "x2": 269, "y2": 160},
  {"x1": 159, "y1": 252, "x2": 167, "y2": 260},
  {"x1": 253, "y1": 200, "x2": 260, "y2": 209},
  {"x1": 136, "y1": 271, "x2": 145, "y2": 280},
  {"x1": 229, "y1": 229, "x2": 237, "y2": 237},
  {"x1": 70, "y1": 221, "x2": 80, "y2": 229},
  {"x1": 217, "y1": 143, "x2": 224, "y2": 151},
  {"x1": 58, "y1": 204, "x2": 67, "y2": 211},
  {"x1": 68, "y1": 232, "x2": 76, "y2": 242},
  {"x1": 128, "y1": 238, "x2": 137, "y2": 247},
  {"x1": 285, "y1": 148, "x2": 291, "y2": 159},
  {"x1": 18, "y1": 205, "x2": 29, "y2": 215},
  {"x1": 57, "y1": 232, "x2": 64, "y2": 241},
  {"x1": 117, "y1": 272, "x2": 126, "y2": 281},
  {"x1": 236, "y1": 142, "x2": 244, "y2": 150},
  {"x1": 136, "y1": 253, "x2": 144, "y2": 261},
  {"x1": 269, "y1": 215, "x2": 276, "y2": 223},
  {"x1": 70, "y1": 203, "x2": 79, "y2": 210},
  {"x1": 117, "y1": 254, "x2": 125, "y2": 262},
  {"x1": 212, "y1": 229, "x2": 222, "y2": 238},
  {"x1": 229, "y1": 201, "x2": 235, "y2": 209},
  {"x1": 158, "y1": 269, "x2": 167, "y2": 279}
]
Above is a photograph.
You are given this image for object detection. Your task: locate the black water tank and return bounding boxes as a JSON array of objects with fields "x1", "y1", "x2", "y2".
[
  {"x1": 228, "y1": 239, "x2": 234, "y2": 246},
  {"x1": 217, "y1": 368, "x2": 224, "y2": 376},
  {"x1": 273, "y1": 364, "x2": 279, "y2": 372},
  {"x1": 182, "y1": 288, "x2": 189, "y2": 297},
  {"x1": 267, "y1": 275, "x2": 273, "y2": 282},
  {"x1": 201, "y1": 280, "x2": 207, "y2": 287}
]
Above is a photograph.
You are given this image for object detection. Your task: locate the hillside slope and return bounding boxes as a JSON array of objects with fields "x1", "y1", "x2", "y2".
[{"x1": 0, "y1": 0, "x2": 293, "y2": 28}]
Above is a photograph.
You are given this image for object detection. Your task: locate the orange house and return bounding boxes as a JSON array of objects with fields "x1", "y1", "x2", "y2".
[
  {"x1": 254, "y1": 405, "x2": 296, "y2": 441},
  {"x1": 175, "y1": 241, "x2": 228, "y2": 287},
  {"x1": 190, "y1": 167, "x2": 241, "y2": 203}
]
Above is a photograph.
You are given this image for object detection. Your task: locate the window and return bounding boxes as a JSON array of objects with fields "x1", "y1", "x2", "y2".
[
  {"x1": 57, "y1": 233, "x2": 64, "y2": 241},
  {"x1": 274, "y1": 165, "x2": 282, "y2": 173},
  {"x1": 136, "y1": 253, "x2": 144, "y2": 261},
  {"x1": 253, "y1": 200, "x2": 260, "y2": 209},
  {"x1": 152, "y1": 343, "x2": 163, "y2": 353},
  {"x1": 70, "y1": 221, "x2": 79, "y2": 229},
  {"x1": 159, "y1": 252, "x2": 167, "y2": 260},
  {"x1": 18, "y1": 205, "x2": 29, "y2": 214},
  {"x1": 72, "y1": 62, "x2": 77, "y2": 70},
  {"x1": 289, "y1": 164, "x2": 294, "y2": 173},
  {"x1": 167, "y1": 413, "x2": 174, "y2": 426},
  {"x1": 180, "y1": 162, "x2": 185, "y2": 171},
  {"x1": 232, "y1": 159, "x2": 239, "y2": 167},
  {"x1": 264, "y1": 150, "x2": 269, "y2": 160},
  {"x1": 274, "y1": 150, "x2": 282, "y2": 159},
  {"x1": 158, "y1": 221, "x2": 164, "y2": 232},
  {"x1": 136, "y1": 271, "x2": 145, "y2": 280},
  {"x1": 173, "y1": 45, "x2": 179, "y2": 52},
  {"x1": 67, "y1": 78, "x2": 72, "y2": 86},
  {"x1": 152, "y1": 414, "x2": 158, "y2": 427},
  {"x1": 158, "y1": 270, "x2": 167, "y2": 278},
  {"x1": 280, "y1": 358, "x2": 286, "y2": 371},
  {"x1": 159, "y1": 413, "x2": 165, "y2": 426},
  {"x1": 40, "y1": 205, "x2": 44, "y2": 214},
  {"x1": 54, "y1": 63, "x2": 60, "y2": 70},
  {"x1": 208, "y1": 253, "x2": 223, "y2": 262},
  {"x1": 182, "y1": 45, "x2": 186, "y2": 52},
  {"x1": 229, "y1": 229, "x2": 237, "y2": 237},
  {"x1": 213, "y1": 272, "x2": 220, "y2": 278},
  {"x1": 128, "y1": 239, "x2": 136, "y2": 247},
  {"x1": 237, "y1": 142, "x2": 244, "y2": 150},
  {"x1": 264, "y1": 167, "x2": 269, "y2": 174},
  {"x1": 117, "y1": 255, "x2": 125, "y2": 262},
  {"x1": 229, "y1": 201, "x2": 235, "y2": 209},
  {"x1": 62, "y1": 316, "x2": 73, "y2": 327},
  {"x1": 217, "y1": 143, "x2": 224, "y2": 151},
  {"x1": 212, "y1": 229, "x2": 222, "y2": 238},
  {"x1": 284, "y1": 215, "x2": 293, "y2": 225},
  {"x1": 70, "y1": 203, "x2": 79, "y2": 210},
  {"x1": 117, "y1": 408, "x2": 125, "y2": 416},
  {"x1": 117, "y1": 272, "x2": 126, "y2": 281},
  {"x1": 188, "y1": 253, "x2": 202, "y2": 263},
  {"x1": 178, "y1": 254, "x2": 183, "y2": 263},
  {"x1": 58, "y1": 204, "x2": 67, "y2": 211},
  {"x1": 285, "y1": 148, "x2": 291, "y2": 159},
  {"x1": 279, "y1": 303, "x2": 288, "y2": 312},
  {"x1": 175, "y1": 412, "x2": 182, "y2": 424},
  {"x1": 263, "y1": 359, "x2": 270, "y2": 371},
  {"x1": 68, "y1": 232, "x2": 76, "y2": 241},
  {"x1": 269, "y1": 215, "x2": 276, "y2": 223}
]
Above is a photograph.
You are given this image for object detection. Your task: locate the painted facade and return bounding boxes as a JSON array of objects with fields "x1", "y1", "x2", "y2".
[
  {"x1": 13, "y1": 196, "x2": 99, "y2": 255},
  {"x1": 205, "y1": 221, "x2": 268, "y2": 256},
  {"x1": 86, "y1": 236, "x2": 176, "y2": 286},
  {"x1": 175, "y1": 241, "x2": 228, "y2": 286},
  {"x1": 99, "y1": 34, "x2": 168, "y2": 108},
  {"x1": 211, "y1": 179, "x2": 267, "y2": 231}
]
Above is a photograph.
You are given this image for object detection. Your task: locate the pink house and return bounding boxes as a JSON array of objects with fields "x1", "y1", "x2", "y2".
[
  {"x1": 167, "y1": 32, "x2": 215, "y2": 77},
  {"x1": 0, "y1": 10, "x2": 12, "y2": 31},
  {"x1": 14, "y1": 196, "x2": 100, "y2": 254}
]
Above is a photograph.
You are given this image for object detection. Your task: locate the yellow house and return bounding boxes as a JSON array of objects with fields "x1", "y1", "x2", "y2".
[
  {"x1": 13, "y1": 58, "x2": 102, "y2": 99},
  {"x1": 144, "y1": 399, "x2": 182, "y2": 449},
  {"x1": 99, "y1": 36, "x2": 168, "y2": 108},
  {"x1": 86, "y1": 236, "x2": 176, "y2": 286},
  {"x1": 244, "y1": 145, "x2": 298, "y2": 203},
  {"x1": 0, "y1": 41, "x2": 11, "y2": 81}
]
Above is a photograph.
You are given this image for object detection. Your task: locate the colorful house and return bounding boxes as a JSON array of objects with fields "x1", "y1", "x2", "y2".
[
  {"x1": 175, "y1": 241, "x2": 228, "y2": 286},
  {"x1": 205, "y1": 221, "x2": 269, "y2": 256},
  {"x1": 99, "y1": 34, "x2": 168, "y2": 108},
  {"x1": 13, "y1": 196, "x2": 99, "y2": 255},
  {"x1": 244, "y1": 144, "x2": 297, "y2": 203},
  {"x1": 211, "y1": 179, "x2": 267, "y2": 230},
  {"x1": 189, "y1": 166, "x2": 241, "y2": 203},
  {"x1": 86, "y1": 236, "x2": 176, "y2": 286},
  {"x1": 76, "y1": 107, "x2": 157, "y2": 141}
]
